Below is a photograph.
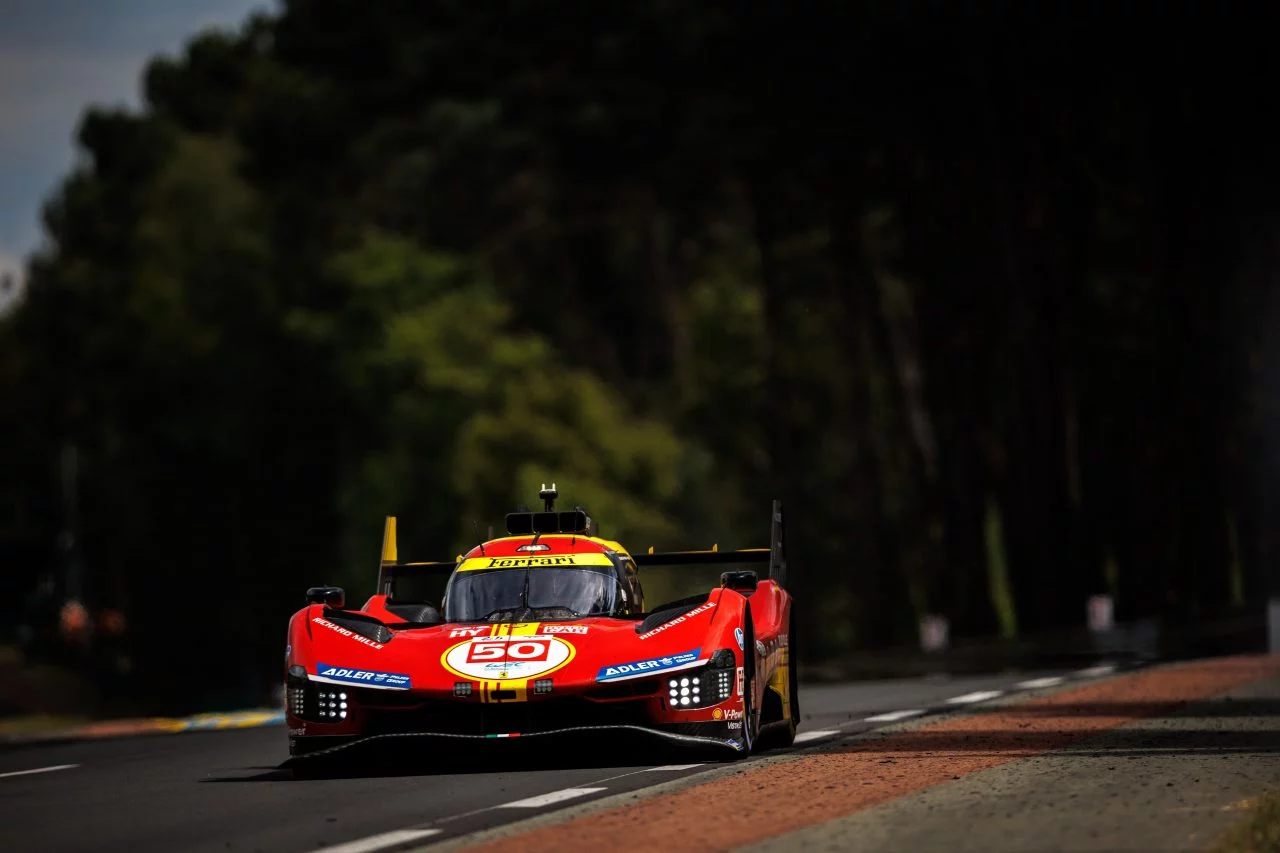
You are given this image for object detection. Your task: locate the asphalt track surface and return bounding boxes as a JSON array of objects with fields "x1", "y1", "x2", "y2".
[{"x1": 0, "y1": 666, "x2": 1130, "y2": 853}]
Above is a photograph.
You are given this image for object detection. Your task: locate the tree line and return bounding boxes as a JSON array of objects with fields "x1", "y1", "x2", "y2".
[{"x1": 1, "y1": 1, "x2": 1277, "y2": 709}]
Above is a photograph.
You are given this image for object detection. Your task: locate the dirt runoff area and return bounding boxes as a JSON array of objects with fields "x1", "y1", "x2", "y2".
[{"x1": 440, "y1": 654, "x2": 1280, "y2": 853}]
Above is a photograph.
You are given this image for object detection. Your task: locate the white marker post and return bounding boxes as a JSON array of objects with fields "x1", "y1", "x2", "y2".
[
  {"x1": 919, "y1": 614, "x2": 949, "y2": 652},
  {"x1": 1087, "y1": 593, "x2": 1119, "y2": 656},
  {"x1": 1087, "y1": 595, "x2": 1114, "y2": 633}
]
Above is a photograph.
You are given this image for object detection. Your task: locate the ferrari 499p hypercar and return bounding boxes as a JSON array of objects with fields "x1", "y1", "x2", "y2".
[{"x1": 284, "y1": 486, "x2": 796, "y2": 761}]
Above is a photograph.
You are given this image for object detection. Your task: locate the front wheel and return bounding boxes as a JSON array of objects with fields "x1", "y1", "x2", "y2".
[
  {"x1": 752, "y1": 618, "x2": 798, "y2": 751},
  {"x1": 787, "y1": 616, "x2": 800, "y2": 728},
  {"x1": 737, "y1": 610, "x2": 759, "y2": 755}
]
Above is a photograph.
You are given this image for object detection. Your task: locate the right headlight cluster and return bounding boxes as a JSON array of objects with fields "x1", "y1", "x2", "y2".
[
  {"x1": 287, "y1": 665, "x2": 350, "y2": 723},
  {"x1": 667, "y1": 648, "x2": 736, "y2": 709}
]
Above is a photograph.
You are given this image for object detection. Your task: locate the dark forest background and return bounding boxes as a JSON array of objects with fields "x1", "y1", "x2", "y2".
[{"x1": 3, "y1": 1, "x2": 1280, "y2": 712}]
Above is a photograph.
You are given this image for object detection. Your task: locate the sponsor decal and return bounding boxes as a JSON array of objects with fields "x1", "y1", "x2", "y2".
[
  {"x1": 727, "y1": 721, "x2": 742, "y2": 730},
  {"x1": 480, "y1": 659, "x2": 548, "y2": 678},
  {"x1": 458, "y1": 553, "x2": 613, "y2": 571},
  {"x1": 450, "y1": 626, "x2": 489, "y2": 638},
  {"x1": 516, "y1": 543, "x2": 551, "y2": 552},
  {"x1": 722, "y1": 707, "x2": 743, "y2": 720},
  {"x1": 734, "y1": 627, "x2": 744, "y2": 650},
  {"x1": 288, "y1": 726, "x2": 306, "y2": 736},
  {"x1": 488, "y1": 622, "x2": 541, "y2": 637},
  {"x1": 540, "y1": 624, "x2": 588, "y2": 635},
  {"x1": 736, "y1": 666, "x2": 745, "y2": 697},
  {"x1": 312, "y1": 616, "x2": 384, "y2": 650},
  {"x1": 712, "y1": 708, "x2": 723, "y2": 720},
  {"x1": 441, "y1": 635, "x2": 576, "y2": 681},
  {"x1": 727, "y1": 738, "x2": 744, "y2": 751},
  {"x1": 596, "y1": 648, "x2": 702, "y2": 682},
  {"x1": 315, "y1": 663, "x2": 411, "y2": 689},
  {"x1": 637, "y1": 600, "x2": 716, "y2": 640}
]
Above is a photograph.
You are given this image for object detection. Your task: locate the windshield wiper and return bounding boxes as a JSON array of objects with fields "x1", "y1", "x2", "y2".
[{"x1": 519, "y1": 567, "x2": 531, "y2": 612}]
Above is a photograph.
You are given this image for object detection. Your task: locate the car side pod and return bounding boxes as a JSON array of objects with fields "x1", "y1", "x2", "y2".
[
  {"x1": 306, "y1": 586, "x2": 345, "y2": 608},
  {"x1": 720, "y1": 571, "x2": 758, "y2": 595}
]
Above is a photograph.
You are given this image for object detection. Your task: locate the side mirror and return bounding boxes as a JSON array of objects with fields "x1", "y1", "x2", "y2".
[
  {"x1": 306, "y1": 586, "x2": 345, "y2": 609},
  {"x1": 720, "y1": 570, "x2": 758, "y2": 595}
]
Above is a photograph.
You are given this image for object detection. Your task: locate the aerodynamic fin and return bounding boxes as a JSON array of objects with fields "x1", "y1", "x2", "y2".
[
  {"x1": 769, "y1": 498, "x2": 787, "y2": 588},
  {"x1": 373, "y1": 514, "x2": 456, "y2": 598},
  {"x1": 380, "y1": 515, "x2": 398, "y2": 567}
]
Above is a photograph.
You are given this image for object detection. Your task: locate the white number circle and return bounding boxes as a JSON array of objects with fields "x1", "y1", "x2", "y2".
[{"x1": 442, "y1": 636, "x2": 575, "y2": 680}]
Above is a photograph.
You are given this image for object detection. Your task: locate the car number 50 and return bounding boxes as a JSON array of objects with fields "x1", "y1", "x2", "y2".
[{"x1": 466, "y1": 639, "x2": 550, "y2": 662}]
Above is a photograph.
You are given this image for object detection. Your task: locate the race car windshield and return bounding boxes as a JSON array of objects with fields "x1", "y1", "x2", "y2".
[{"x1": 446, "y1": 568, "x2": 620, "y2": 622}]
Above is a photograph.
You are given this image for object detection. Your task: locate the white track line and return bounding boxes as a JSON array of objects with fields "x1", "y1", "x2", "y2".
[
  {"x1": 498, "y1": 787, "x2": 608, "y2": 808},
  {"x1": 864, "y1": 709, "x2": 927, "y2": 723},
  {"x1": 0, "y1": 764, "x2": 78, "y2": 780},
  {"x1": 644, "y1": 764, "x2": 704, "y2": 771},
  {"x1": 1016, "y1": 676, "x2": 1066, "y2": 689},
  {"x1": 794, "y1": 729, "x2": 840, "y2": 743},
  {"x1": 431, "y1": 764, "x2": 701, "y2": 828},
  {"x1": 304, "y1": 829, "x2": 441, "y2": 853},
  {"x1": 1076, "y1": 664, "x2": 1117, "y2": 678},
  {"x1": 945, "y1": 690, "x2": 1004, "y2": 704}
]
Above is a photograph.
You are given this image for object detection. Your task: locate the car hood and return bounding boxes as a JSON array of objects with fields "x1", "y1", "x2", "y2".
[{"x1": 297, "y1": 598, "x2": 727, "y2": 694}]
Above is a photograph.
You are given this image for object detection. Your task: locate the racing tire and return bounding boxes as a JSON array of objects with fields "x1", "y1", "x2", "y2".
[
  {"x1": 752, "y1": 617, "x2": 798, "y2": 751},
  {"x1": 788, "y1": 616, "x2": 800, "y2": 728},
  {"x1": 739, "y1": 609, "x2": 759, "y2": 755}
]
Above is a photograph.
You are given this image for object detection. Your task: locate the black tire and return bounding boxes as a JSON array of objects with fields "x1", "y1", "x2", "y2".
[
  {"x1": 770, "y1": 615, "x2": 799, "y2": 747},
  {"x1": 740, "y1": 609, "x2": 758, "y2": 754},
  {"x1": 788, "y1": 616, "x2": 800, "y2": 725},
  {"x1": 752, "y1": 617, "x2": 798, "y2": 751}
]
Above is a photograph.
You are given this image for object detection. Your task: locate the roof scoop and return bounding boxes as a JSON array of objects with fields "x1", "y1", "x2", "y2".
[{"x1": 508, "y1": 483, "x2": 590, "y2": 535}]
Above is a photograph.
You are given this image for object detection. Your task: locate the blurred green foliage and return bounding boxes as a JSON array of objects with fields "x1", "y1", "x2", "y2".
[
  {"x1": 1211, "y1": 793, "x2": 1280, "y2": 853},
  {"x1": 0, "y1": 2, "x2": 1276, "y2": 708}
]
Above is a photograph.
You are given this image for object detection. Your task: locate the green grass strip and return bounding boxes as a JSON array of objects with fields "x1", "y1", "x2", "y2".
[{"x1": 1212, "y1": 792, "x2": 1280, "y2": 853}]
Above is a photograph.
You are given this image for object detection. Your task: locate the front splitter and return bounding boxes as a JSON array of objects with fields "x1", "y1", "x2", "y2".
[{"x1": 284, "y1": 724, "x2": 746, "y2": 764}]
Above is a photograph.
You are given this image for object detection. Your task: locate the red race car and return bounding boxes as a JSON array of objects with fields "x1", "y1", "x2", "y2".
[{"x1": 283, "y1": 486, "x2": 797, "y2": 762}]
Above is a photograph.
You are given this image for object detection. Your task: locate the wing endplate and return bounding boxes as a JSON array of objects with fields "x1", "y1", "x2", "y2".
[{"x1": 632, "y1": 500, "x2": 787, "y2": 586}]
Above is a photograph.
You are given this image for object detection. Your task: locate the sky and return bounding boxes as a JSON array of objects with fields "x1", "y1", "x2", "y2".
[{"x1": 0, "y1": 0, "x2": 272, "y2": 311}]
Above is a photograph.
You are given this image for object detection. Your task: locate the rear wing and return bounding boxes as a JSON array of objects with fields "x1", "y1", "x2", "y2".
[
  {"x1": 632, "y1": 499, "x2": 787, "y2": 587},
  {"x1": 374, "y1": 516, "x2": 455, "y2": 598}
]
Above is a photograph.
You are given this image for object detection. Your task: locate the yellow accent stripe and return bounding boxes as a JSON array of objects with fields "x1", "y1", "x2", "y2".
[
  {"x1": 458, "y1": 553, "x2": 614, "y2": 572},
  {"x1": 487, "y1": 623, "x2": 541, "y2": 636},
  {"x1": 770, "y1": 662, "x2": 791, "y2": 720},
  {"x1": 481, "y1": 679, "x2": 529, "y2": 703}
]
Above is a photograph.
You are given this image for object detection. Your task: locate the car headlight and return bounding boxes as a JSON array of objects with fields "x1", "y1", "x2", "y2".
[
  {"x1": 313, "y1": 688, "x2": 349, "y2": 720},
  {"x1": 286, "y1": 670, "x2": 350, "y2": 722},
  {"x1": 667, "y1": 648, "x2": 736, "y2": 709}
]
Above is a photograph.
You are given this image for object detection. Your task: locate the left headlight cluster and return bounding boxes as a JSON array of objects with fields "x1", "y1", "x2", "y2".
[{"x1": 667, "y1": 648, "x2": 736, "y2": 709}]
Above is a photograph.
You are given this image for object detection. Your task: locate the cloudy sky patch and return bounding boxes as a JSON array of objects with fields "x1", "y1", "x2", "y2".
[{"x1": 0, "y1": 0, "x2": 271, "y2": 265}]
